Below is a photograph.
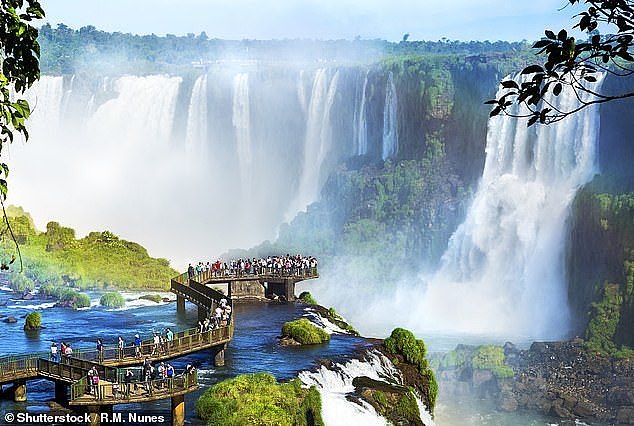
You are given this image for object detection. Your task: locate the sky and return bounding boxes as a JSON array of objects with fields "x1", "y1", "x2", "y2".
[{"x1": 39, "y1": 0, "x2": 583, "y2": 41}]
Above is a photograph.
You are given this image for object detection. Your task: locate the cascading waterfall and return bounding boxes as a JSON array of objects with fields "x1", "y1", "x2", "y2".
[
  {"x1": 21, "y1": 76, "x2": 64, "y2": 135},
  {"x1": 285, "y1": 68, "x2": 340, "y2": 220},
  {"x1": 298, "y1": 350, "x2": 435, "y2": 426},
  {"x1": 354, "y1": 71, "x2": 369, "y2": 156},
  {"x1": 185, "y1": 74, "x2": 208, "y2": 155},
  {"x1": 381, "y1": 72, "x2": 398, "y2": 160},
  {"x1": 418, "y1": 74, "x2": 605, "y2": 339},
  {"x1": 232, "y1": 73, "x2": 253, "y2": 196}
]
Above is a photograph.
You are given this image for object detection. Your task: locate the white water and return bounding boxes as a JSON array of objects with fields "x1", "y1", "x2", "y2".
[
  {"x1": 381, "y1": 72, "x2": 398, "y2": 160},
  {"x1": 354, "y1": 71, "x2": 369, "y2": 156},
  {"x1": 7, "y1": 70, "x2": 359, "y2": 267},
  {"x1": 185, "y1": 74, "x2": 208, "y2": 155},
  {"x1": 417, "y1": 74, "x2": 605, "y2": 339},
  {"x1": 286, "y1": 68, "x2": 340, "y2": 219},
  {"x1": 299, "y1": 350, "x2": 435, "y2": 426},
  {"x1": 232, "y1": 72, "x2": 252, "y2": 197}
]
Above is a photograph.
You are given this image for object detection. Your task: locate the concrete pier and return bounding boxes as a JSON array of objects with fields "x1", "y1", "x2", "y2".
[
  {"x1": 213, "y1": 344, "x2": 226, "y2": 367},
  {"x1": 171, "y1": 394, "x2": 185, "y2": 426},
  {"x1": 13, "y1": 379, "x2": 26, "y2": 402}
]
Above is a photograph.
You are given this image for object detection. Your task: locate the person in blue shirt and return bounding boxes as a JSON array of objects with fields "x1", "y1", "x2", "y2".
[{"x1": 134, "y1": 334, "x2": 142, "y2": 358}]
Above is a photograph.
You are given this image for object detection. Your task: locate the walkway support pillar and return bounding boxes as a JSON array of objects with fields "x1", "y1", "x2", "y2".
[
  {"x1": 13, "y1": 379, "x2": 26, "y2": 402},
  {"x1": 171, "y1": 394, "x2": 185, "y2": 426},
  {"x1": 54, "y1": 381, "x2": 67, "y2": 404},
  {"x1": 198, "y1": 306, "x2": 207, "y2": 322},
  {"x1": 212, "y1": 343, "x2": 226, "y2": 367},
  {"x1": 176, "y1": 295, "x2": 185, "y2": 314}
]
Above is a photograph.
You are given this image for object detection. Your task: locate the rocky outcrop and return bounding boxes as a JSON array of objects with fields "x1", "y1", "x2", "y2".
[
  {"x1": 434, "y1": 339, "x2": 634, "y2": 424},
  {"x1": 351, "y1": 376, "x2": 424, "y2": 426}
]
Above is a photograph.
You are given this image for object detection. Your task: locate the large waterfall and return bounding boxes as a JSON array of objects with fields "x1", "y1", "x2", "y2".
[
  {"x1": 381, "y1": 72, "x2": 398, "y2": 160},
  {"x1": 9, "y1": 66, "x2": 402, "y2": 266},
  {"x1": 417, "y1": 74, "x2": 605, "y2": 339}
]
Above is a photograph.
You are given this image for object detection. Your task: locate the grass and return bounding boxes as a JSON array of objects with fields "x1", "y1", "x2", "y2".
[
  {"x1": 196, "y1": 372, "x2": 324, "y2": 426},
  {"x1": 298, "y1": 291, "x2": 318, "y2": 305},
  {"x1": 281, "y1": 319, "x2": 330, "y2": 345}
]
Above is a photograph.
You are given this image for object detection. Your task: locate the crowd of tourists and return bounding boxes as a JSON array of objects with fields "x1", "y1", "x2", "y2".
[{"x1": 187, "y1": 254, "x2": 318, "y2": 279}]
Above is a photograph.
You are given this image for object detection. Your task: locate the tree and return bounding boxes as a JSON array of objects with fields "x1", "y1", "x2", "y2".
[
  {"x1": 0, "y1": 0, "x2": 44, "y2": 268},
  {"x1": 488, "y1": 0, "x2": 634, "y2": 126}
]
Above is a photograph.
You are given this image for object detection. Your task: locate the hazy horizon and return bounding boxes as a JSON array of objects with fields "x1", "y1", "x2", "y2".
[{"x1": 40, "y1": 0, "x2": 583, "y2": 42}]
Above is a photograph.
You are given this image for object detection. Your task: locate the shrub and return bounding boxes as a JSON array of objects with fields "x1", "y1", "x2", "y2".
[
  {"x1": 73, "y1": 293, "x2": 91, "y2": 308},
  {"x1": 100, "y1": 292, "x2": 126, "y2": 308},
  {"x1": 394, "y1": 390, "x2": 421, "y2": 423},
  {"x1": 24, "y1": 311, "x2": 41, "y2": 330},
  {"x1": 281, "y1": 319, "x2": 330, "y2": 345},
  {"x1": 139, "y1": 294, "x2": 163, "y2": 303},
  {"x1": 298, "y1": 291, "x2": 318, "y2": 305},
  {"x1": 471, "y1": 346, "x2": 514, "y2": 379},
  {"x1": 196, "y1": 372, "x2": 324, "y2": 426}
]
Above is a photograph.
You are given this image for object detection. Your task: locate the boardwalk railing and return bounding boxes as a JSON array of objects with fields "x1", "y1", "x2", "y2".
[
  {"x1": 70, "y1": 323, "x2": 233, "y2": 365},
  {"x1": 37, "y1": 357, "x2": 118, "y2": 383},
  {"x1": 188, "y1": 267, "x2": 318, "y2": 282},
  {"x1": 69, "y1": 370, "x2": 198, "y2": 404},
  {"x1": 0, "y1": 352, "x2": 45, "y2": 380}
]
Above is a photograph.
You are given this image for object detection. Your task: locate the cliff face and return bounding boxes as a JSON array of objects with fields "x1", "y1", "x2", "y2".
[{"x1": 566, "y1": 74, "x2": 634, "y2": 350}]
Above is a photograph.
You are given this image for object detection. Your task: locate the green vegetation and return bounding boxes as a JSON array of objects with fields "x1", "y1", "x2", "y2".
[
  {"x1": 325, "y1": 307, "x2": 358, "y2": 335},
  {"x1": 298, "y1": 291, "x2": 318, "y2": 305},
  {"x1": 393, "y1": 389, "x2": 421, "y2": 423},
  {"x1": 195, "y1": 372, "x2": 323, "y2": 426},
  {"x1": 8, "y1": 273, "x2": 35, "y2": 293},
  {"x1": 3, "y1": 207, "x2": 177, "y2": 291},
  {"x1": 39, "y1": 283, "x2": 90, "y2": 308},
  {"x1": 569, "y1": 188, "x2": 634, "y2": 355},
  {"x1": 0, "y1": 0, "x2": 44, "y2": 204},
  {"x1": 471, "y1": 346, "x2": 514, "y2": 379},
  {"x1": 383, "y1": 328, "x2": 438, "y2": 413},
  {"x1": 281, "y1": 319, "x2": 330, "y2": 345},
  {"x1": 100, "y1": 292, "x2": 125, "y2": 308},
  {"x1": 24, "y1": 311, "x2": 41, "y2": 330},
  {"x1": 139, "y1": 294, "x2": 163, "y2": 303}
]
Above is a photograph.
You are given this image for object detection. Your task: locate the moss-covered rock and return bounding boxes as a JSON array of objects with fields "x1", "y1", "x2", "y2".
[
  {"x1": 100, "y1": 292, "x2": 125, "y2": 308},
  {"x1": 382, "y1": 328, "x2": 437, "y2": 414},
  {"x1": 24, "y1": 311, "x2": 41, "y2": 331},
  {"x1": 352, "y1": 376, "x2": 423, "y2": 425},
  {"x1": 281, "y1": 319, "x2": 330, "y2": 345},
  {"x1": 139, "y1": 294, "x2": 163, "y2": 303},
  {"x1": 195, "y1": 372, "x2": 324, "y2": 426}
]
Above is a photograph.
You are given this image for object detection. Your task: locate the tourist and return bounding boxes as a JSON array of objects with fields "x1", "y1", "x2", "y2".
[
  {"x1": 92, "y1": 372, "x2": 99, "y2": 398},
  {"x1": 151, "y1": 332, "x2": 160, "y2": 355},
  {"x1": 50, "y1": 342, "x2": 58, "y2": 362},
  {"x1": 214, "y1": 306, "x2": 223, "y2": 326},
  {"x1": 166, "y1": 327, "x2": 174, "y2": 350},
  {"x1": 134, "y1": 334, "x2": 142, "y2": 358},
  {"x1": 166, "y1": 363, "x2": 174, "y2": 379},
  {"x1": 124, "y1": 369, "x2": 134, "y2": 397},
  {"x1": 187, "y1": 263, "x2": 194, "y2": 278},
  {"x1": 118, "y1": 336, "x2": 125, "y2": 359},
  {"x1": 156, "y1": 362, "x2": 166, "y2": 388},
  {"x1": 198, "y1": 320, "x2": 204, "y2": 333},
  {"x1": 96, "y1": 338, "x2": 103, "y2": 362},
  {"x1": 65, "y1": 344, "x2": 73, "y2": 356},
  {"x1": 60, "y1": 342, "x2": 67, "y2": 356},
  {"x1": 143, "y1": 358, "x2": 153, "y2": 393}
]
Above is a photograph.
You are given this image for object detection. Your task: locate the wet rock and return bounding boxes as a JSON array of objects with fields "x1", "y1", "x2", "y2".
[
  {"x1": 278, "y1": 336, "x2": 301, "y2": 346},
  {"x1": 617, "y1": 407, "x2": 634, "y2": 424},
  {"x1": 3, "y1": 316, "x2": 17, "y2": 323}
]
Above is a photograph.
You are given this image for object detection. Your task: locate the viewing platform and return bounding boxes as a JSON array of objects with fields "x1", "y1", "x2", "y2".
[
  {"x1": 0, "y1": 268, "x2": 235, "y2": 426},
  {"x1": 172, "y1": 266, "x2": 319, "y2": 304}
]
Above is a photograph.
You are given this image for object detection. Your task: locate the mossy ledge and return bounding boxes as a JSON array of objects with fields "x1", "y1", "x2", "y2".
[
  {"x1": 297, "y1": 292, "x2": 360, "y2": 336},
  {"x1": 195, "y1": 372, "x2": 324, "y2": 426},
  {"x1": 280, "y1": 318, "x2": 330, "y2": 346},
  {"x1": 350, "y1": 376, "x2": 423, "y2": 426},
  {"x1": 379, "y1": 328, "x2": 438, "y2": 415}
]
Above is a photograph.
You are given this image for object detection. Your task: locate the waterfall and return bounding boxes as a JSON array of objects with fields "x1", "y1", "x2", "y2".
[
  {"x1": 381, "y1": 72, "x2": 398, "y2": 160},
  {"x1": 285, "y1": 68, "x2": 340, "y2": 219},
  {"x1": 419, "y1": 74, "x2": 605, "y2": 339},
  {"x1": 21, "y1": 76, "x2": 64, "y2": 135},
  {"x1": 232, "y1": 73, "x2": 252, "y2": 195},
  {"x1": 354, "y1": 71, "x2": 369, "y2": 156},
  {"x1": 299, "y1": 350, "x2": 435, "y2": 426},
  {"x1": 185, "y1": 74, "x2": 208, "y2": 155}
]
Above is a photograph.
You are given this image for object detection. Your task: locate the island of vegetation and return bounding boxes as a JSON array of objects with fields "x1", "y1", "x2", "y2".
[
  {"x1": 2, "y1": 206, "x2": 177, "y2": 292},
  {"x1": 280, "y1": 318, "x2": 330, "y2": 346},
  {"x1": 99, "y1": 292, "x2": 126, "y2": 308},
  {"x1": 23, "y1": 311, "x2": 41, "y2": 331}
]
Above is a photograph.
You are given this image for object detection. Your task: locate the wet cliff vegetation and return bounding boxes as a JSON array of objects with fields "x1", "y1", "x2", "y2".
[{"x1": 2, "y1": 206, "x2": 177, "y2": 292}]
